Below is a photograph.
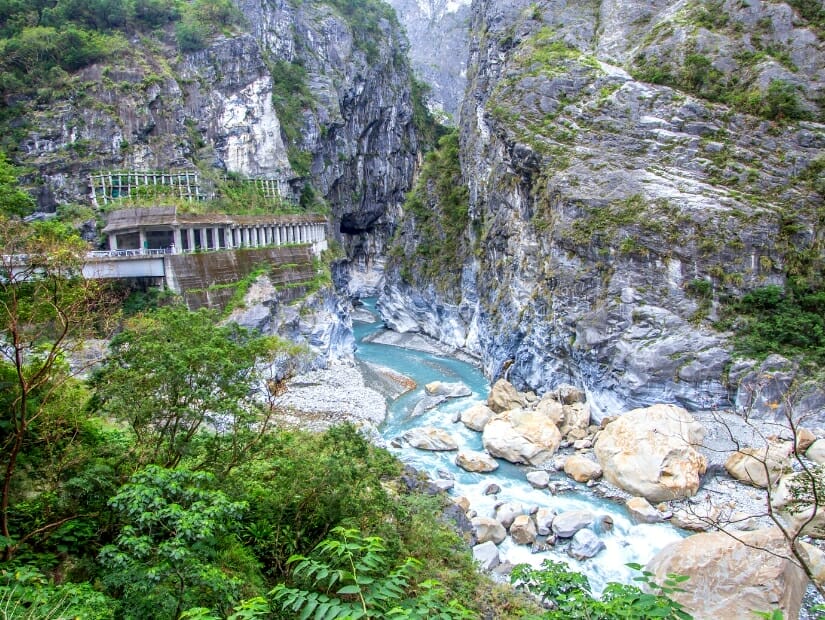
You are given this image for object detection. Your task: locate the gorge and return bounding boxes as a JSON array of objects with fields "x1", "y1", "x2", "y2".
[{"x1": 2, "y1": 0, "x2": 825, "y2": 618}]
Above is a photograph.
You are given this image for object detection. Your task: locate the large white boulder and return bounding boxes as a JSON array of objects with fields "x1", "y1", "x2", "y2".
[
  {"x1": 509, "y1": 515, "x2": 537, "y2": 545},
  {"x1": 625, "y1": 497, "x2": 663, "y2": 524},
  {"x1": 551, "y1": 511, "x2": 594, "y2": 538},
  {"x1": 724, "y1": 441, "x2": 792, "y2": 488},
  {"x1": 533, "y1": 394, "x2": 564, "y2": 425},
  {"x1": 564, "y1": 455, "x2": 602, "y2": 483},
  {"x1": 494, "y1": 502, "x2": 523, "y2": 529},
  {"x1": 482, "y1": 409, "x2": 562, "y2": 465},
  {"x1": 471, "y1": 517, "x2": 506, "y2": 545},
  {"x1": 807, "y1": 439, "x2": 825, "y2": 464},
  {"x1": 425, "y1": 381, "x2": 471, "y2": 398},
  {"x1": 487, "y1": 379, "x2": 525, "y2": 413},
  {"x1": 567, "y1": 528, "x2": 605, "y2": 560},
  {"x1": 404, "y1": 427, "x2": 458, "y2": 451},
  {"x1": 535, "y1": 508, "x2": 555, "y2": 536},
  {"x1": 526, "y1": 470, "x2": 550, "y2": 488},
  {"x1": 594, "y1": 404, "x2": 707, "y2": 503},
  {"x1": 771, "y1": 468, "x2": 825, "y2": 538},
  {"x1": 455, "y1": 451, "x2": 499, "y2": 473},
  {"x1": 472, "y1": 540, "x2": 500, "y2": 571},
  {"x1": 560, "y1": 403, "x2": 592, "y2": 437},
  {"x1": 645, "y1": 528, "x2": 808, "y2": 620},
  {"x1": 460, "y1": 403, "x2": 495, "y2": 431}
]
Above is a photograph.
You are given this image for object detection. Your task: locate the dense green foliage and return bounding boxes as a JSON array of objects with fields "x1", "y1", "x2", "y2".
[
  {"x1": 100, "y1": 466, "x2": 252, "y2": 620},
  {"x1": 0, "y1": 151, "x2": 34, "y2": 217},
  {"x1": 720, "y1": 283, "x2": 825, "y2": 366},
  {"x1": 0, "y1": 0, "x2": 244, "y2": 98},
  {"x1": 91, "y1": 306, "x2": 302, "y2": 470},
  {"x1": 269, "y1": 60, "x2": 314, "y2": 151},
  {"x1": 511, "y1": 560, "x2": 693, "y2": 619},
  {"x1": 410, "y1": 77, "x2": 450, "y2": 150},
  {"x1": 271, "y1": 527, "x2": 474, "y2": 619}
]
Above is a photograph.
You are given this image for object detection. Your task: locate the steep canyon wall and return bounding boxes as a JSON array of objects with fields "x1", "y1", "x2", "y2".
[{"x1": 382, "y1": 0, "x2": 825, "y2": 418}]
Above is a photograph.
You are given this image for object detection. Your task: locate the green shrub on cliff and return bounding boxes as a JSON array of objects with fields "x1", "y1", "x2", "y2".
[{"x1": 721, "y1": 283, "x2": 825, "y2": 366}]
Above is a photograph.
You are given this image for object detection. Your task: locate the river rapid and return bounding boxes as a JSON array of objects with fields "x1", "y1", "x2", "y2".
[{"x1": 352, "y1": 299, "x2": 685, "y2": 592}]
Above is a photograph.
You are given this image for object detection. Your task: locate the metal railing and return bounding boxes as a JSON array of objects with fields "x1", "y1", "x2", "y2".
[{"x1": 88, "y1": 248, "x2": 172, "y2": 259}]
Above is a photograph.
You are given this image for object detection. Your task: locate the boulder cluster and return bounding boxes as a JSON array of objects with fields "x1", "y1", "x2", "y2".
[{"x1": 404, "y1": 378, "x2": 825, "y2": 620}]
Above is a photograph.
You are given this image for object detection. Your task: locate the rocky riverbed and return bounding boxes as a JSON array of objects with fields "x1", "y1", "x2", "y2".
[{"x1": 274, "y1": 361, "x2": 387, "y2": 433}]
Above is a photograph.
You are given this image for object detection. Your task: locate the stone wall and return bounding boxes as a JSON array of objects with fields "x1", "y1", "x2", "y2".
[{"x1": 164, "y1": 246, "x2": 315, "y2": 310}]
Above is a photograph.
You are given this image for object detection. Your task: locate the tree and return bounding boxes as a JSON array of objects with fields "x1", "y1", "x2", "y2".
[
  {"x1": 0, "y1": 152, "x2": 34, "y2": 217},
  {"x1": 683, "y1": 378, "x2": 825, "y2": 604},
  {"x1": 91, "y1": 305, "x2": 306, "y2": 472},
  {"x1": 0, "y1": 216, "x2": 117, "y2": 561},
  {"x1": 99, "y1": 465, "x2": 253, "y2": 620}
]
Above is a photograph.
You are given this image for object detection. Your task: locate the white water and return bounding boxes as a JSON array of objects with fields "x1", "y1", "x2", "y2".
[{"x1": 353, "y1": 299, "x2": 685, "y2": 592}]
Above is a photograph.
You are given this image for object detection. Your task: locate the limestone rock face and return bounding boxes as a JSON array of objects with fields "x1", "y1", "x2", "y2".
[
  {"x1": 460, "y1": 403, "x2": 495, "y2": 432},
  {"x1": 384, "y1": 0, "x2": 470, "y2": 122},
  {"x1": 482, "y1": 409, "x2": 562, "y2": 465},
  {"x1": 509, "y1": 515, "x2": 537, "y2": 545},
  {"x1": 404, "y1": 427, "x2": 458, "y2": 451},
  {"x1": 724, "y1": 441, "x2": 792, "y2": 488},
  {"x1": 471, "y1": 517, "x2": 506, "y2": 545},
  {"x1": 564, "y1": 455, "x2": 602, "y2": 483},
  {"x1": 645, "y1": 529, "x2": 808, "y2": 620},
  {"x1": 594, "y1": 405, "x2": 707, "y2": 503},
  {"x1": 487, "y1": 379, "x2": 525, "y2": 413},
  {"x1": 455, "y1": 451, "x2": 499, "y2": 473},
  {"x1": 378, "y1": 0, "x2": 825, "y2": 423}
]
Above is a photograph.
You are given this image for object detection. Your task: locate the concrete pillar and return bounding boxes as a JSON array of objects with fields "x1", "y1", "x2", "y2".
[
  {"x1": 277, "y1": 226, "x2": 283, "y2": 245},
  {"x1": 223, "y1": 227, "x2": 232, "y2": 249},
  {"x1": 242, "y1": 228, "x2": 250, "y2": 247},
  {"x1": 254, "y1": 227, "x2": 261, "y2": 247},
  {"x1": 262, "y1": 226, "x2": 270, "y2": 246},
  {"x1": 187, "y1": 228, "x2": 195, "y2": 252},
  {"x1": 173, "y1": 228, "x2": 182, "y2": 252},
  {"x1": 139, "y1": 229, "x2": 147, "y2": 252},
  {"x1": 213, "y1": 227, "x2": 220, "y2": 250},
  {"x1": 108, "y1": 233, "x2": 118, "y2": 251}
]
